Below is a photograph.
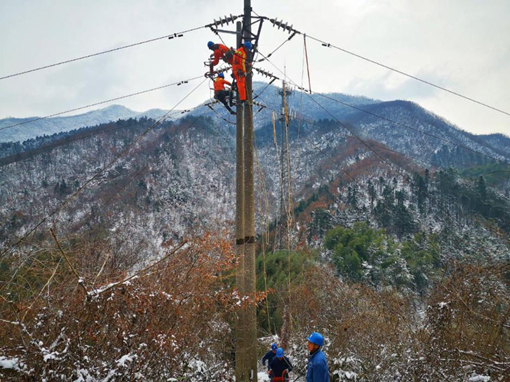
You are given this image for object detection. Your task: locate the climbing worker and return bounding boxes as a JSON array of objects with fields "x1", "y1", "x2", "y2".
[
  {"x1": 213, "y1": 72, "x2": 236, "y2": 115},
  {"x1": 232, "y1": 41, "x2": 253, "y2": 103},
  {"x1": 269, "y1": 347, "x2": 293, "y2": 382},
  {"x1": 262, "y1": 343, "x2": 278, "y2": 370},
  {"x1": 306, "y1": 332, "x2": 329, "y2": 382},
  {"x1": 207, "y1": 41, "x2": 234, "y2": 74}
]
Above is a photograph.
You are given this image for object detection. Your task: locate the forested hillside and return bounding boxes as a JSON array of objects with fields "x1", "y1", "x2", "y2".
[{"x1": 1, "y1": 84, "x2": 508, "y2": 381}]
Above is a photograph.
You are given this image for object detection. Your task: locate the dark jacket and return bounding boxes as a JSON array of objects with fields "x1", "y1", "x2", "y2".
[
  {"x1": 306, "y1": 349, "x2": 329, "y2": 382},
  {"x1": 262, "y1": 350, "x2": 276, "y2": 369},
  {"x1": 269, "y1": 356, "x2": 293, "y2": 377}
]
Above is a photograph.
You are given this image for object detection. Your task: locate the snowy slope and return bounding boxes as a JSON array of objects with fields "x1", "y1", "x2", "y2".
[{"x1": 0, "y1": 105, "x2": 175, "y2": 143}]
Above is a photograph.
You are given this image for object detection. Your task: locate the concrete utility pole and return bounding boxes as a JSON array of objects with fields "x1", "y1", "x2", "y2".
[
  {"x1": 235, "y1": 1, "x2": 257, "y2": 379},
  {"x1": 234, "y1": 18, "x2": 246, "y2": 382},
  {"x1": 243, "y1": 0, "x2": 258, "y2": 380}
]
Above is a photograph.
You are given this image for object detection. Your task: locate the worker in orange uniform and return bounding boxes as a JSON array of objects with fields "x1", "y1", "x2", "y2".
[
  {"x1": 213, "y1": 72, "x2": 235, "y2": 115},
  {"x1": 207, "y1": 41, "x2": 234, "y2": 75},
  {"x1": 232, "y1": 41, "x2": 253, "y2": 103}
]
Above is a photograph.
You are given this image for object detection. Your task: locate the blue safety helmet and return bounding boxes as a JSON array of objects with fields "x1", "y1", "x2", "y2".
[
  {"x1": 207, "y1": 41, "x2": 214, "y2": 49},
  {"x1": 307, "y1": 332, "x2": 324, "y2": 347},
  {"x1": 243, "y1": 41, "x2": 253, "y2": 50},
  {"x1": 276, "y1": 348, "x2": 284, "y2": 358},
  {"x1": 271, "y1": 343, "x2": 278, "y2": 351},
  {"x1": 218, "y1": 72, "x2": 225, "y2": 79}
]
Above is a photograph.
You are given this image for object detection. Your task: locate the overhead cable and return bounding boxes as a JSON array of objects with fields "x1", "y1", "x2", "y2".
[
  {"x1": 0, "y1": 76, "x2": 203, "y2": 132},
  {"x1": 260, "y1": 15, "x2": 510, "y2": 118},
  {"x1": 0, "y1": 78, "x2": 208, "y2": 258},
  {"x1": 257, "y1": 51, "x2": 509, "y2": 166},
  {"x1": 1, "y1": 15, "x2": 241, "y2": 81}
]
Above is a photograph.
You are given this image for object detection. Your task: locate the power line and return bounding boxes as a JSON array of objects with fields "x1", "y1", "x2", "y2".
[
  {"x1": 256, "y1": 32, "x2": 297, "y2": 62},
  {"x1": 1, "y1": 13, "x2": 243, "y2": 81},
  {"x1": 258, "y1": 53, "x2": 423, "y2": 176},
  {"x1": 0, "y1": 110, "x2": 185, "y2": 214},
  {"x1": 0, "y1": 76, "x2": 203, "y2": 132},
  {"x1": 314, "y1": 93, "x2": 510, "y2": 165},
  {"x1": 0, "y1": 23, "x2": 210, "y2": 81},
  {"x1": 256, "y1": 50, "x2": 509, "y2": 166},
  {"x1": 0, "y1": 109, "x2": 187, "y2": 166},
  {"x1": 307, "y1": 34, "x2": 510, "y2": 118},
  {"x1": 0, "y1": 110, "x2": 209, "y2": 294},
  {"x1": 69, "y1": 108, "x2": 210, "y2": 232},
  {"x1": 260, "y1": 15, "x2": 510, "y2": 119},
  {"x1": 0, "y1": 78, "x2": 208, "y2": 258},
  {"x1": 259, "y1": 103, "x2": 355, "y2": 182}
]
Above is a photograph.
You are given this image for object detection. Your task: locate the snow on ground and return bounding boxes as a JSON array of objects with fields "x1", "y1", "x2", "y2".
[
  {"x1": 0, "y1": 356, "x2": 20, "y2": 371},
  {"x1": 469, "y1": 375, "x2": 490, "y2": 382}
]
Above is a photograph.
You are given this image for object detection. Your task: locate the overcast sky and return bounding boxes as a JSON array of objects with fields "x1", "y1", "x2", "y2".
[{"x1": 1, "y1": 0, "x2": 509, "y2": 136}]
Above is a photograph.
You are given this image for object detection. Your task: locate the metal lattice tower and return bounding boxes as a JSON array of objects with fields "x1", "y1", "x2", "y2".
[{"x1": 276, "y1": 81, "x2": 294, "y2": 251}]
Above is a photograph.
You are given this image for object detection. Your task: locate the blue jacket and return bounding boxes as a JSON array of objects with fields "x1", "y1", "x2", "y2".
[
  {"x1": 262, "y1": 350, "x2": 276, "y2": 369},
  {"x1": 269, "y1": 356, "x2": 293, "y2": 377},
  {"x1": 306, "y1": 349, "x2": 329, "y2": 382}
]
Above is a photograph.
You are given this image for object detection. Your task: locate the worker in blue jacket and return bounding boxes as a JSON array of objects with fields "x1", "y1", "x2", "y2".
[
  {"x1": 306, "y1": 332, "x2": 329, "y2": 382},
  {"x1": 262, "y1": 343, "x2": 278, "y2": 370},
  {"x1": 269, "y1": 348, "x2": 293, "y2": 381}
]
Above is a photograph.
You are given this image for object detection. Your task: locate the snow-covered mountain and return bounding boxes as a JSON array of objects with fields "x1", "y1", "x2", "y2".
[
  {"x1": 0, "y1": 105, "x2": 176, "y2": 143},
  {"x1": 191, "y1": 82, "x2": 510, "y2": 167},
  {"x1": 2, "y1": 81, "x2": 508, "y2": 169},
  {"x1": 1, "y1": 81, "x2": 508, "y2": 251}
]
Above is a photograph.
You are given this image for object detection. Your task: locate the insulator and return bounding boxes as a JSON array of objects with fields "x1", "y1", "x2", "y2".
[{"x1": 168, "y1": 33, "x2": 184, "y2": 40}]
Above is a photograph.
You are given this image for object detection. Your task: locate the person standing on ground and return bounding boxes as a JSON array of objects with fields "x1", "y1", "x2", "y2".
[
  {"x1": 262, "y1": 342, "x2": 278, "y2": 370},
  {"x1": 306, "y1": 332, "x2": 329, "y2": 382},
  {"x1": 269, "y1": 347, "x2": 293, "y2": 381}
]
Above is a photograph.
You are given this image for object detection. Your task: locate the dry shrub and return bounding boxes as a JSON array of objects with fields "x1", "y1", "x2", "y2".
[
  {"x1": 287, "y1": 262, "x2": 509, "y2": 381},
  {"x1": 289, "y1": 265, "x2": 416, "y2": 381},
  {"x1": 420, "y1": 263, "x2": 509, "y2": 381},
  {"x1": 0, "y1": 233, "x2": 239, "y2": 381}
]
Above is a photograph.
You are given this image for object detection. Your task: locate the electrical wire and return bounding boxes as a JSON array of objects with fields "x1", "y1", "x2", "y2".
[
  {"x1": 258, "y1": 53, "x2": 418, "y2": 176},
  {"x1": 259, "y1": 15, "x2": 510, "y2": 118},
  {"x1": 314, "y1": 93, "x2": 510, "y2": 165},
  {"x1": 0, "y1": 109, "x2": 187, "y2": 166},
  {"x1": 0, "y1": 76, "x2": 203, "y2": 132},
  {"x1": 73, "y1": 108, "x2": 210, "y2": 231},
  {"x1": 260, "y1": 104, "x2": 355, "y2": 182},
  {"x1": 0, "y1": 78, "x2": 208, "y2": 258},
  {"x1": 0, "y1": 25, "x2": 206, "y2": 81},
  {"x1": 257, "y1": 32, "x2": 297, "y2": 62},
  {"x1": 0, "y1": 109, "x2": 210, "y2": 293},
  {"x1": 305, "y1": 34, "x2": 510, "y2": 118},
  {"x1": 257, "y1": 50, "x2": 510, "y2": 166}
]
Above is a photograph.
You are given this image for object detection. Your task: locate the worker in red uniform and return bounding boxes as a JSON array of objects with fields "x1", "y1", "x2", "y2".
[
  {"x1": 232, "y1": 41, "x2": 252, "y2": 103},
  {"x1": 213, "y1": 72, "x2": 235, "y2": 115},
  {"x1": 207, "y1": 41, "x2": 234, "y2": 74}
]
